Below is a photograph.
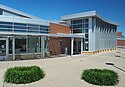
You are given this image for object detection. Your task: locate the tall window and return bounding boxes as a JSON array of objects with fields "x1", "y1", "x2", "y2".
[{"x1": 59, "y1": 40, "x2": 63, "y2": 47}]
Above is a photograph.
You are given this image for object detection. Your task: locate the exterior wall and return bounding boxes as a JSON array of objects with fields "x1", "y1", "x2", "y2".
[
  {"x1": 63, "y1": 16, "x2": 117, "y2": 54},
  {"x1": 117, "y1": 32, "x2": 122, "y2": 36},
  {"x1": 117, "y1": 32, "x2": 125, "y2": 48},
  {"x1": 49, "y1": 23, "x2": 71, "y2": 55},
  {"x1": 94, "y1": 17, "x2": 117, "y2": 52},
  {"x1": 88, "y1": 17, "x2": 93, "y2": 51},
  {"x1": 117, "y1": 40, "x2": 125, "y2": 46}
]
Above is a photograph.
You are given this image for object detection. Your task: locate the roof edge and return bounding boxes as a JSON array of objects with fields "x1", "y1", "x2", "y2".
[{"x1": 61, "y1": 10, "x2": 119, "y2": 26}]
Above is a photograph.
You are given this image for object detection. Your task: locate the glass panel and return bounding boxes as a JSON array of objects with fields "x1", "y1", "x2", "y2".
[
  {"x1": 85, "y1": 43, "x2": 88, "y2": 51},
  {"x1": 0, "y1": 25, "x2": 12, "y2": 28},
  {"x1": 72, "y1": 19, "x2": 82, "y2": 24},
  {"x1": 0, "y1": 40, "x2": 6, "y2": 56},
  {"x1": 0, "y1": 28, "x2": 12, "y2": 32},
  {"x1": 78, "y1": 41, "x2": 81, "y2": 52},
  {"x1": 28, "y1": 27, "x2": 39, "y2": 33},
  {"x1": 83, "y1": 19, "x2": 89, "y2": 24},
  {"x1": 73, "y1": 24, "x2": 82, "y2": 28},
  {"x1": 0, "y1": 22, "x2": 13, "y2": 25},
  {"x1": 28, "y1": 36, "x2": 40, "y2": 53},
  {"x1": 83, "y1": 24, "x2": 89, "y2": 29},
  {"x1": 14, "y1": 23, "x2": 27, "y2": 26},
  {"x1": 73, "y1": 29, "x2": 82, "y2": 33},
  {"x1": 85, "y1": 34, "x2": 89, "y2": 38},
  {"x1": 15, "y1": 36, "x2": 26, "y2": 54}
]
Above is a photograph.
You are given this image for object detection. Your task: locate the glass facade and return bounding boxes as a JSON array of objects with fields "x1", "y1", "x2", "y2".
[
  {"x1": 0, "y1": 35, "x2": 48, "y2": 54},
  {"x1": 69, "y1": 18, "x2": 89, "y2": 51},
  {"x1": 0, "y1": 21, "x2": 50, "y2": 34}
]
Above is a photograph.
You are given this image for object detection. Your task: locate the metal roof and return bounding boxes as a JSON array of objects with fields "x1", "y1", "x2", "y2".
[
  {"x1": 61, "y1": 10, "x2": 119, "y2": 26},
  {"x1": 0, "y1": 4, "x2": 43, "y2": 20}
]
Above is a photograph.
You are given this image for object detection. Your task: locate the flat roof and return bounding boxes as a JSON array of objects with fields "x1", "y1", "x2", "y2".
[{"x1": 61, "y1": 10, "x2": 119, "y2": 26}]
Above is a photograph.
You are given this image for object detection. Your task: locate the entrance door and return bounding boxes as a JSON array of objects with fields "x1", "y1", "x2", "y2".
[
  {"x1": 74, "y1": 41, "x2": 81, "y2": 54},
  {"x1": 0, "y1": 38, "x2": 8, "y2": 61}
]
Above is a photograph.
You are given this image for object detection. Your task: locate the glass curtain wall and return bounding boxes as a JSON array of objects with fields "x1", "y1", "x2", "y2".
[
  {"x1": 0, "y1": 35, "x2": 48, "y2": 54},
  {"x1": 0, "y1": 21, "x2": 50, "y2": 34},
  {"x1": 70, "y1": 18, "x2": 89, "y2": 51},
  {"x1": 0, "y1": 21, "x2": 50, "y2": 54}
]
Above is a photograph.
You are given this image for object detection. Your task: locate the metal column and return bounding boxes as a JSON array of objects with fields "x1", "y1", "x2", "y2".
[
  {"x1": 12, "y1": 35, "x2": 15, "y2": 61},
  {"x1": 71, "y1": 37, "x2": 74, "y2": 56},
  {"x1": 81, "y1": 38, "x2": 83, "y2": 54},
  {"x1": 41, "y1": 36, "x2": 45, "y2": 58}
]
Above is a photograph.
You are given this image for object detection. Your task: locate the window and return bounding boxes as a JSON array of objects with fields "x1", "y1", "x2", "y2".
[
  {"x1": 83, "y1": 19, "x2": 89, "y2": 24},
  {"x1": 73, "y1": 29, "x2": 82, "y2": 33},
  {"x1": 73, "y1": 24, "x2": 82, "y2": 28},
  {"x1": 59, "y1": 40, "x2": 63, "y2": 47},
  {"x1": 0, "y1": 9, "x2": 3, "y2": 15},
  {"x1": 72, "y1": 19, "x2": 82, "y2": 24},
  {"x1": 0, "y1": 22, "x2": 13, "y2": 25},
  {"x1": 15, "y1": 36, "x2": 26, "y2": 53},
  {"x1": 85, "y1": 34, "x2": 89, "y2": 38}
]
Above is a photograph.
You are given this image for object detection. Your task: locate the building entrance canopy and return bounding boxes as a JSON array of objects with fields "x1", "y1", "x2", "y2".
[
  {"x1": 0, "y1": 32, "x2": 84, "y2": 38},
  {"x1": 0, "y1": 32, "x2": 84, "y2": 61}
]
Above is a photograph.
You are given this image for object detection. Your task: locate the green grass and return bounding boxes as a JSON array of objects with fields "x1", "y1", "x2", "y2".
[
  {"x1": 81, "y1": 69, "x2": 119, "y2": 86},
  {"x1": 4, "y1": 66, "x2": 45, "y2": 84}
]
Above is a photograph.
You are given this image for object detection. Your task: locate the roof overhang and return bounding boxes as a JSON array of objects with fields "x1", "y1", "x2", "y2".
[
  {"x1": 61, "y1": 10, "x2": 119, "y2": 26},
  {"x1": 0, "y1": 32, "x2": 84, "y2": 38},
  {"x1": 0, "y1": 16, "x2": 50, "y2": 26}
]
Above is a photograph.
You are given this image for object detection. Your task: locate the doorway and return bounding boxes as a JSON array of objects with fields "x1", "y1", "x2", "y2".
[
  {"x1": 74, "y1": 38, "x2": 81, "y2": 54},
  {"x1": 0, "y1": 38, "x2": 8, "y2": 61}
]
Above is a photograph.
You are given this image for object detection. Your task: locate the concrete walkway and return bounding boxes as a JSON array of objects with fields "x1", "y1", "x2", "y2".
[{"x1": 0, "y1": 49, "x2": 125, "y2": 87}]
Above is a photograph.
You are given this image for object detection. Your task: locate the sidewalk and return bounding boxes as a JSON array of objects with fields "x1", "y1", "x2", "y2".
[{"x1": 0, "y1": 49, "x2": 125, "y2": 87}]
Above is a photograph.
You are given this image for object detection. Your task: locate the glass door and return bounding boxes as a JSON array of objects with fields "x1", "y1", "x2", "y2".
[
  {"x1": 0, "y1": 39, "x2": 7, "y2": 61},
  {"x1": 73, "y1": 40, "x2": 81, "y2": 54}
]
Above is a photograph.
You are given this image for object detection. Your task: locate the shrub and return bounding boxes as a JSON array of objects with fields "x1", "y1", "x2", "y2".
[
  {"x1": 81, "y1": 69, "x2": 119, "y2": 86},
  {"x1": 4, "y1": 66, "x2": 45, "y2": 84}
]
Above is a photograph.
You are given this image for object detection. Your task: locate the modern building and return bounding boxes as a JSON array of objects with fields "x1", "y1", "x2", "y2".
[
  {"x1": 62, "y1": 11, "x2": 118, "y2": 54},
  {"x1": 0, "y1": 4, "x2": 118, "y2": 61},
  {"x1": 117, "y1": 32, "x2": 125, "y2": 48},
  {"x1": 0, "y1": 4, "x2": 83, "y2": 61}
]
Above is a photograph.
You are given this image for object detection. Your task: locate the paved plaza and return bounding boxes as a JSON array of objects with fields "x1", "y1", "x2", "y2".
[{"x1": 0, "y1": 49, "x2": 125, "y2": 87}]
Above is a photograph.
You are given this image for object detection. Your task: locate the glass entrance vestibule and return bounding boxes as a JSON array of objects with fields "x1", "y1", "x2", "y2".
[
  {"x1": 0, "y1": 33, "x2": 84, "y2": 61},
  {"x1": 0, "y1": 34, "x2": 48, "y2": 61}
]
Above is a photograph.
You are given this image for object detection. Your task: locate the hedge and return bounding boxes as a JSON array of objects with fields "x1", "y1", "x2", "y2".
[
  {"x1": 4, "y1": 66, "x2": 45, "y2": 84},
  {"x1": 81, "y1": 69, "x2": 119, "y2": 86}
]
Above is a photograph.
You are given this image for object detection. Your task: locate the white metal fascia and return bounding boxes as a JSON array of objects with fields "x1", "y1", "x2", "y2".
[
  {"x1": 0, "y1": 16, "x2": 50, "y2": 26},
  {"x1": 0, "y1": 32, "x2": 84, "y2": 38},
  {"x1": 61, "y1": 11, "x2": 96, "y2": 20},
  {"x1": 61, "y1": 10, "x2": 119, "y2": 26}
]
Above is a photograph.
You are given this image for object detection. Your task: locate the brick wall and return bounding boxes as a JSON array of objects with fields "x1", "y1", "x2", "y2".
[
  {"x1": 117, "y1": 32, "x2": 122, "y2": 36},
  {"x1": 117, "y1": 40, "x2": 125, "y2": 46},
  {"x1": 49, "y1": 23, "x2": 71, "y2": 55},
  {"x1": 117, "y1": 32, "x2": 125, "y2": 47}
]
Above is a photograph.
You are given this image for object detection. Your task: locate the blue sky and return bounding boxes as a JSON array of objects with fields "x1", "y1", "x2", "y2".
[{"x1": 0, "y1": 0, "x2": 124, "y2": 35}]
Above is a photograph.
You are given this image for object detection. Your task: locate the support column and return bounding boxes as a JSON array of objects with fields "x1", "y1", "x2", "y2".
[
  {"x1": 12, "y1": 35, "x2": 15, "y2": 61},
  {"x1": 71, "y1": 37, "x2": 74, "y2": 56},
  {"x1": 41, "y1": 36, "x2": 45, "y2": 58},
  {"x1": 81, "y1": 38, "x2": 83, "y2": 54},
  {"x1": 6, "y1": 37, "x2": 9, "y2": 60},
  {"x1": 89, "y1": 17, "x2": 93, "y2": 51}
]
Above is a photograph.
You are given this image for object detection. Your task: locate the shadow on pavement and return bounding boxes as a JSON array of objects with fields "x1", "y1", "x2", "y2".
[{"x1": 105, "y1": 62, "x2": 125, "y2": 73}]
